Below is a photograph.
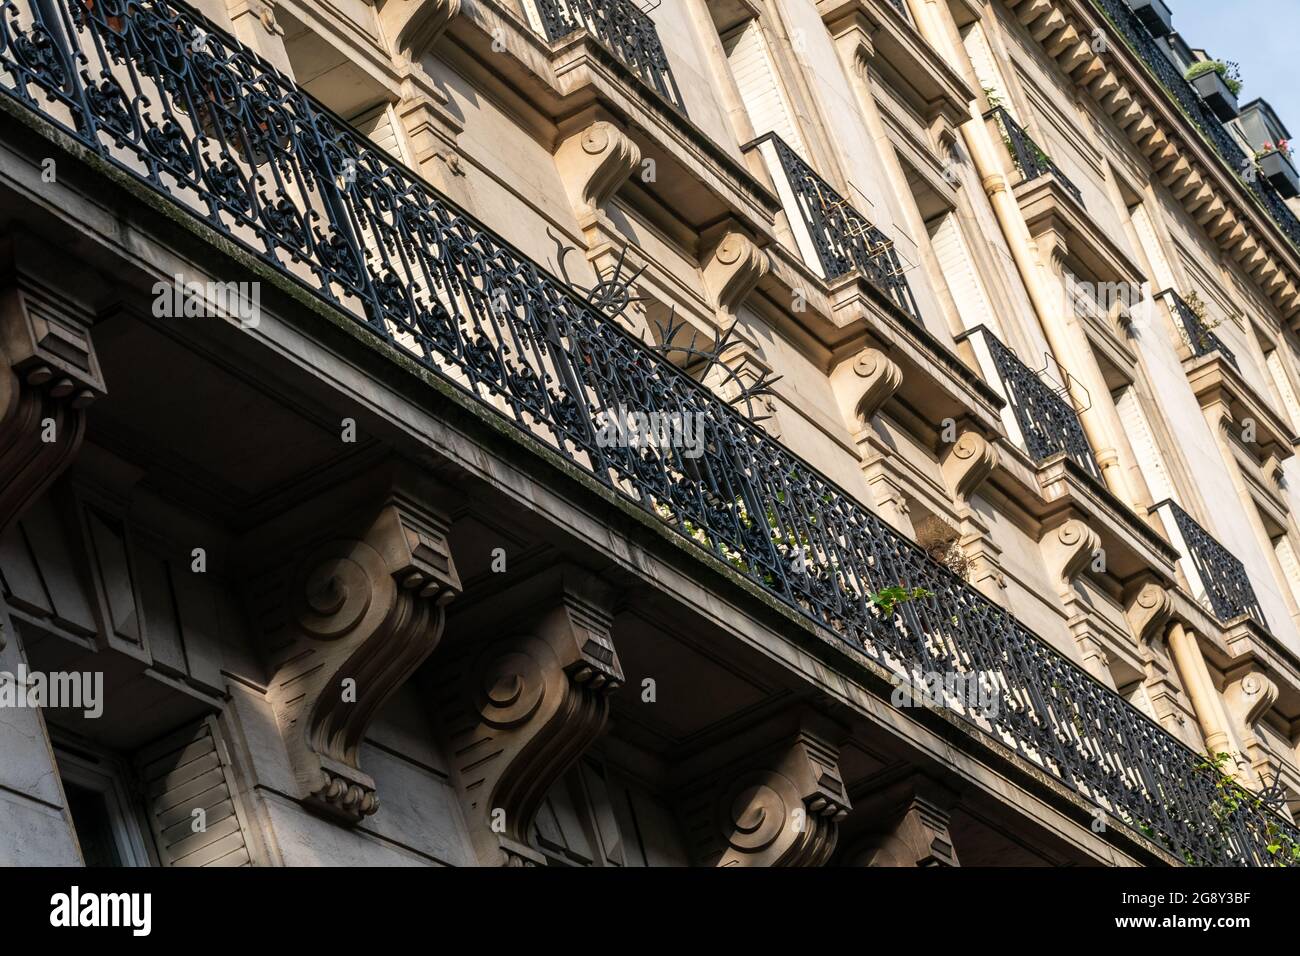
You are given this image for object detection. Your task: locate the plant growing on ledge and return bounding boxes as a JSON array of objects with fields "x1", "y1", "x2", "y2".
[
  {"x1": 1184, "y1": 59, "x2": 1242, "y2": 96},
  {"x1": 868, "y1": 585, "x2": 932, "y2": 617},
  {"x1": 1193, "y1": 751, "x2": 1300, "y2": 866},
  {"x1": 916, "y1": 515, "x2": 973, "y2": 581},
  {"x1": 1254, "y1": 139, "x2": 1292, "y2": 161}
]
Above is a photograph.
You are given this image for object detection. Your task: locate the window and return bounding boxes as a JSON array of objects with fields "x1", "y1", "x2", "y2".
[{"x1": 56, "y1": 746, "x2": 153, "y2": 867}]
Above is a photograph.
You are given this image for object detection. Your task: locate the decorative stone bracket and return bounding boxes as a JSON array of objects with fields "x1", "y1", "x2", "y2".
[
  {"x1": 556, "y1": 120, "x2": 642, "y2": 220},
  {"x1": 251, "y1": 474, "x2": 461, "y2": 822},
  {"x1": 435, "y1": 566, "x2": 624, "y2": 865},
  {"x1": 852, "y1": 347, "x2": 903, "y2": 426},
  {"x1": 844, "y1": 774, "x2": 960, "y2": 867},
  {"x1": 940, "y1": 429, "x2": 998, "y2": 506},
  {"x1": 0, "y1": 255, "x2": 104, "y2": 542},
  {"x1": 702, "y1": 230, "x2": 769, "y2": 317},
  {"x1": 380, "y1": 0, "x2": 462, "y2": 64},
  {"x1": 1041, "y1": 517, "x2": 1101, "y2": 592},
  {"x1": 678, "y1": 719, "x2": 850, "y2": 867}
]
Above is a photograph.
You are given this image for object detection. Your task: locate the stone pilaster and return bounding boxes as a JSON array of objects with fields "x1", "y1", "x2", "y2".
[{"x1": 434, "y1": 566, "x2": 624, "y2": 866}]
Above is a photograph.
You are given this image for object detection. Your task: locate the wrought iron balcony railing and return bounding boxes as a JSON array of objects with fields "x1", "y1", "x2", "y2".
[
  {"x1": 988, "y1": 107, "x2": 1085, "y2": 207},
  {"x1": 531, "y1": 0, "x2": 686, "y2": 114},
  {"x1": 757, "y1": 132, "x2": 922, "y2": 322},
  {"x1": 1092, "y1": 0, "x2": 1300, "y2": 254},
  {"x1": 7, "y1": 0, "x2": 1297, "y2": 866},
  {"x1": 974, "y1": 328, "x2": 1105, "y2": 484},
  {"x1": 1161, "y1": 289, "x2": 1238, "y2": 369},
  {"x1": 1157, "y1": 501, "x2": 1269, "y2": 630}
]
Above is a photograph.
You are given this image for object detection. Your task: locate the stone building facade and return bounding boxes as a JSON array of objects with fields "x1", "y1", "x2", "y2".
[{"x1": 0, "y1": 0, "x2": 1298, "y2": 866}]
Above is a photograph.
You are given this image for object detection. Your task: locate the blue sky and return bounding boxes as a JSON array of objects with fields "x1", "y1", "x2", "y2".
[{"x1": 1170, "y1": 0, "x2": 1300, "y2": 138}]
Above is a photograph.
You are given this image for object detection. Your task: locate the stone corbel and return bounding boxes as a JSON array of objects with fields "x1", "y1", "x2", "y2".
[
  {"x1": 0, "y1": 253, "x2": 105, "y2": 542},
  {"x1": 845, "y1": 774, "x2": 960, "y2": 867},
  {"x1": 1124, "y1": 577, "x2": 1172, "y2": 648},
  {"x1": 437, "y1": 566, "x2": 624, "y2": 866},
  {"x1": 940, "y1": 429, "x2": 998, "y2": 505},
  {"x1": 679, "y1": 718, "x2": 850, "y2": 867},
  {"x1": 252, "y1": 470, "x2": 461, "y2": 822},
  {"x1": 556, "y1": 121, "x2": 642, "y2": 224},
  {"x1": 852, "y1": 348, "x2": 903, "y2": 425},
  {"x1": 380, "y1": 0, "x2": 462, "y2": 64},
  {"x1": 702, "y1": 231, "x2": 769, "y2": 317},
  {"x1": 1040, "y1": 518, "x2": 1101, "y2": 592},
  {"x1": 1224, "y1": 667, "x2": 1281, "y2": 788}
]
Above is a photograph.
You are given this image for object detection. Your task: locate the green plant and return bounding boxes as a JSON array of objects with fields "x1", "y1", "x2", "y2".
[
  {"x1": 1185, "y1": 59, "x2": 1242, "y2": 96},
  {"x1": 869, "y1": 585, "x2": 932, "y2": 617},
  {"x1": 983, "y1": 86, "x2": 1004, "y2": 109}
]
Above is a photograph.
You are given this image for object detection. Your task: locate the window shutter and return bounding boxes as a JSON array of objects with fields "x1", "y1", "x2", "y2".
[
  {"x1": 723, "y1": 21, "x2": 805, "y2": 157},
  {"x1": 1115, "y1": 386, "x2": 1175, "y2": 503},
  {"x1": 930, "y1": 212, "x2": 994, "y2": 332},
  {"x1": 135, "y1": 716, "x2": 254, "y2": 867}
]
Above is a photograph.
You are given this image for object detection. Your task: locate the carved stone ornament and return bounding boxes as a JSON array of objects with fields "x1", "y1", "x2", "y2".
[
  {"x1": 258, "y1": 486, "x2": 461, "y2": 823},
  {"x1": 0, "y1": 257, "x2": 105, "y2": 541},
  {"x1": 437, "y1": 566, "x2": 623, "y2": 866}
]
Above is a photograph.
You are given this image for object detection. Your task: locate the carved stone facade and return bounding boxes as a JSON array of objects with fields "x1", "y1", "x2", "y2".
[{"x1": 1, "y1": 0, "x2": 1299, "y2": 872}]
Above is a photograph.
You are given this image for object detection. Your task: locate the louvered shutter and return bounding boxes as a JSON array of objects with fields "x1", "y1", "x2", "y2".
[
  {"x1": 135, "y1": 716, "x2": 254, "y2": 867},
  {"x1": 723, "y1": 20, "x2": 805, "y2": 156}
]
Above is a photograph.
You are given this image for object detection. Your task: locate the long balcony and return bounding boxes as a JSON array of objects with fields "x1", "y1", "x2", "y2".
[
  {"x1": 7, "y1": 0, "x2": 1298, "y2": 866},
  {"x1": 749, "y1": 132, "x2": 922, "y2": 322},
  {"x1": 964, "y1": 327, "x2": 1105, "y2": 484},
  {"x1": 1161, "y1": 289, "x2": 1239, "y2": 369},
  {"x1": 1092, "y1": 0, "x2": 1300, "y2": 254},
  {"x1": 1155, "y1": 501, "x2": 1269, "y2": 631},
  {"x1": 530, "y1": 0, "x2": 686, "y2": 113},
  {"x1": 988, "y1": 107, "x2": 1085, "y2": 207}
]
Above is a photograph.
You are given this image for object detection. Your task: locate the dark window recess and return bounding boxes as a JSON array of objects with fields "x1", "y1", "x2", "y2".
[{"x1": 64, "y1": 781, "x2": 124, "y2": 867}]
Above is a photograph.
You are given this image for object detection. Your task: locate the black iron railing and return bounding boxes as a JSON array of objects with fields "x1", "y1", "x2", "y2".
[
  {"x1": 1161, "y1": 289, "x2": 1238, "y2": 369},
  {"x1": 979, "y1": 329, "x2": 1105, "y2": 483},
  {"x1": 6, "y1": 0, "x2": 1297, "y2": 866},
  {"x1": 761, "y1": 133, "x2": 922, "y2": 322},
  {"x1": 1092, "y1": 0, "x2": 1300, "y2": 254},
  {"x1": 1164, "y1": 501, "x2": 1269, "y2": 630},
  {"x1": 531, "y1": 0, "x2": 686, "y2": 114},
  {"x1": 989, "y1": 107, "x2": 1085, "y2": 207}
]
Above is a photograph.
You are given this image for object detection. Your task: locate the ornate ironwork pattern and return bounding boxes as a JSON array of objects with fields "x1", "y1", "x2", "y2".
[
  {"x1": 1167, "y1": 501, "x2": 1268, "y2": 629},
  {"x1": 763, "y1": 133, "x2": 922, "y2": 322},
  {"x1": 988, "y1": 107, "x2": 1085, "y2": 207},
  {"x1": 982, "y1": 331, "x2": 1105, "y2": 483},
  {"x1": 1162, "y1": 289, "x2": 1238, "y2": 369},
  {"x1": 4, "y1": 0, "x2": 1296, "y2": 866},
  {"x1": 1091, "y1": 0, "x2": 1300, "y2": 253},
  {"x1": 531, "y1": 0, "x2": 686, "y2": 114}
]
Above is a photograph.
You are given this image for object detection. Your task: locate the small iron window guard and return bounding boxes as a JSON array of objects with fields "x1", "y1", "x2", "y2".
[
  {"x1": 965, "y1": 327, "x2": 1105, "y2": 484},
  {"x1": 531, "y1": 0, "x2": 686, "y2": 114},
  {"x1": 754, "y1": 132, "x2": 922, "y2": 322},
  {"x1": 8, "y1": 0, "x2": 1295, "y2": 865},
  {"x1": 1155, "y1": 501, "x2": 1268, "y2": 630},
  {"x1": 988, "y1": 106, "x2": 1086, "y2": 208},
  {"x1": 1160, "y1": 289, "x2": 1238, "y2": 369}
]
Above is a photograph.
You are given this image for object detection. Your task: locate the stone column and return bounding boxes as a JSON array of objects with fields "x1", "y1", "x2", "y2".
[{"x1": 1165, "y1": 621, "x2": 1245, "y2": 766}]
